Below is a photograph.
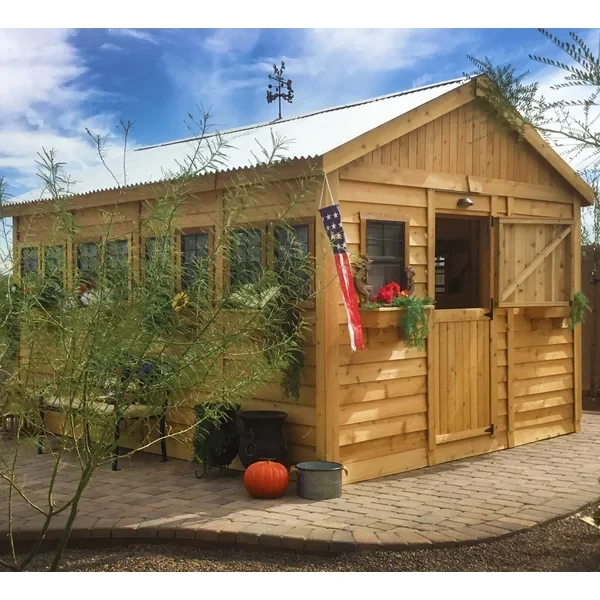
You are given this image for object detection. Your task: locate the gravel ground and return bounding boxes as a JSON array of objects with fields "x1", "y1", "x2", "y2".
[{"x1": 3, "y1": 504, "x2": 600, "y2": 572}]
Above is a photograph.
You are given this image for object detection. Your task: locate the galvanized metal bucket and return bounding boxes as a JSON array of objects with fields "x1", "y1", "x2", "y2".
[{"x1": 293, "y1": 461, "x2": 348, "y2": 500}]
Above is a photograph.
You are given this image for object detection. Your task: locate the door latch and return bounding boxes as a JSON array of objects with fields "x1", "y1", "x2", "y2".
[{"x1": 484, "y1": 299, "x2": 494, "y2": 320}]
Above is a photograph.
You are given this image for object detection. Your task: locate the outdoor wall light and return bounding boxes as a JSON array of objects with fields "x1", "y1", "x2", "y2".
[{"x1": 457, "y1": 197, "x2": 474, "y2": 208}]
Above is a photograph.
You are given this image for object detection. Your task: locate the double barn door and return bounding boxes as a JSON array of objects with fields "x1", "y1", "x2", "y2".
[{"x1": 431, "y1": 216, "x2": 573, "y2": 446}]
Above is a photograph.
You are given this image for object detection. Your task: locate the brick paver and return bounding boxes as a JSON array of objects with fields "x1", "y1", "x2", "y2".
[{"x1": 2, "y1": 412, "x2": 600, "y2": 553}]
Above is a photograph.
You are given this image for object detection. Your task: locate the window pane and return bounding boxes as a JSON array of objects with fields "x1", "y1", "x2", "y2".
[
  {"x1": 230, "y1": 229, "x2": 262, "y2": 287},
  {"x1": 367, "y1": 239, "x2": 382, "y2": 257},
  {"x1": 369, "y1": 265, "x2": 386, "y2": 294},
  {"x1": 44, "y1": 246, "x2": 64, "y2": 284},
  {"x1": 106, "y1": 240, "x2": 128, "y2": 266},
  {"x1": 366, "y1": 220, "x2": 406, "y2": 291},
  {"x1": 275, "y1": 224, "x2": 310, "y2": 298},
  {"x1": 181, "y1": 233, "x2": 209, "y2": 290},
  {"x1": 384, "y1": 239, "x2": 402, "y2": 257},
  {"x1": 20, "y1": 247, "x2": 39, "y2": 275},
  {"x1": 77, "y1": 243, "x2": 98, "y2": 282},
  {"x1": 106, "y1": 240, "x2": 129, "y2": 287}
]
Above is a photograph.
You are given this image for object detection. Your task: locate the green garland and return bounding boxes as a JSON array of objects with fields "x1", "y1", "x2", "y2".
[
  {"x1": 363, "y1": 296, "x2": 433, "y2": 351},
  {"x1": 568, "y1": 291, "x2": 591, "y2": 331}
]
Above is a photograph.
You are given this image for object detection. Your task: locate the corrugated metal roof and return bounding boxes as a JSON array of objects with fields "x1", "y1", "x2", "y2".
[{"x1": 8, "y1": 77, "x2": 469, "y2": 205}]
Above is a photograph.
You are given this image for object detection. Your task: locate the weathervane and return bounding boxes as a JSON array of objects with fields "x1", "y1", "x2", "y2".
[{"x1": 266, "y1": 61, "x2": 294, "y2": 120}]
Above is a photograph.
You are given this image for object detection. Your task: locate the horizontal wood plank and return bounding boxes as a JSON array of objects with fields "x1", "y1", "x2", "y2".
[{"x1": 340, "y1": 394, "x2": 427, "y2": 426}]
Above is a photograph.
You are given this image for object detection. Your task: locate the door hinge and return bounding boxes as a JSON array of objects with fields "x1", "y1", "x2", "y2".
[
  {"x1": 484, "y1": 299, "x2": 494, "y2": 320},
  {"x1": 485, "y1": 424, "x2": 495, "y2": 435},
  {"x1": 489, "y1": 215, "x2": 495, "y2": 228}
]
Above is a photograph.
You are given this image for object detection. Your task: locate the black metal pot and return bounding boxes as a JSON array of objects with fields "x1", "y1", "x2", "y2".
[
  {"x1": 237, "y1": 410, "x2": 288, "y2": 467},
  {"x1": 193, "y1": 403, "x2": 240, "y2": 477}
]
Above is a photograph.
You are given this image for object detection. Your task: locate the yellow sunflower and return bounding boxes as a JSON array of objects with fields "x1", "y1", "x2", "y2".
[{"x1": 172, "y1": 291, "x2": 189, "y2": 312}]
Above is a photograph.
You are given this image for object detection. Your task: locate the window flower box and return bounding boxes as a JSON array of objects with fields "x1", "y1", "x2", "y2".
[
  {"x1": 359, "y1": 298, "x2": 434, "y2": 351},
  {"x1": 360, "y1": 306, "x2": 407, "y2": 329}
]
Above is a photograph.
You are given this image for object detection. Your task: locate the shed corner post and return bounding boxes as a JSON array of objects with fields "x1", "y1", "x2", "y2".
[
  {"x1": 12, "y1": 215, "x2": 19, "y2": 285},
  {"x1": 315, "y1": 171, "x2": 341, "y2": 463},
  {"x1": 573, "y1": 197, "x2": 583, "y2": 433},
  {"x1": 426, "y1": 188, "x2": 437, "y2": 466}
]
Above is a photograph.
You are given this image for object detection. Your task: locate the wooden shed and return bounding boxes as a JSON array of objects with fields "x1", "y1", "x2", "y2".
[{"x1": 4, "y1": 76, "x2": 594, "y2": 484}]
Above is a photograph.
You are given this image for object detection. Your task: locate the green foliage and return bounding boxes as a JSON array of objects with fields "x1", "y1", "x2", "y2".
[
  {"x1": 192, "y1": 402, "x2": 240, "y2": 473},
  {"x1": 0, "y1": 115, "x2": 319, "y2": 571},
  {"x1": 224, "y1": 226, "x2": 311, "y2": 402},
  {"x1": 0, "y1": 277, "x2": 21, "y2": 365},
  {"x1": 465, "y1": 56, "x2": 546, "y2": 137},
  {"x1": 568, "y1": 290, "x2": 591, "y2": 330},
  {"x1": 363, "y1": 296, "x2": 433, "y2": 351},
  {"x1": 275, "y1": 302, "x2": 305, "y2": 402},
  {"x1": 467, "y1": 30, "x2": 600, "y2": 181},
  {"x1": 531, "y1": 29, "x2": 600, "y2": 92}
]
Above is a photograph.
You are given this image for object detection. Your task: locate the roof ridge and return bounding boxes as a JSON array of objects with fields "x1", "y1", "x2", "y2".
[{"x1": 136, "y1": 76, "x2": 469, "y2": 153}]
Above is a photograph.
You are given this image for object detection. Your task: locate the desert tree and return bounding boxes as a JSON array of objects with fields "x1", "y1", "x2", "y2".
[{"x1": 0, "y1": 110, "x2": 317, "y2": 571}]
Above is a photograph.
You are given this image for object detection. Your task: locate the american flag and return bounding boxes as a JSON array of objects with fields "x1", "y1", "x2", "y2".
[{"x1": 319, "y1": 204, "x2": 364, "y2": 351}]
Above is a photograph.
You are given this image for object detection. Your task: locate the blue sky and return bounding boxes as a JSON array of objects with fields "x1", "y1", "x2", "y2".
[{"x1": 0, "y1": 27, "x2": 598, "y2": 197}]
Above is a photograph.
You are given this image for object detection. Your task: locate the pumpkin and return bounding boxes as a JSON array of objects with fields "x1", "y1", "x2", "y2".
[{"x1": 243, "y1": 460, "x2": 289, "y2": 499}]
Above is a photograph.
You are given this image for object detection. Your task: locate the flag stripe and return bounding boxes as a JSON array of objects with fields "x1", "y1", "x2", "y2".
[{"x1": 319, "y1": 204, "x2": 364, "y2": 351}]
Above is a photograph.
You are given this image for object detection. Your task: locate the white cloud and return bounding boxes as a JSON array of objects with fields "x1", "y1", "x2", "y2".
[
  {"x1": 0, "y1": 28, "x2": 132, "y2": 199},
  {"x1": 202, "y1": 29, "x2": 262, "y2": 57},
  {"x1": 100, "y1": 42, "x2": 125, "y2": 52},
  {"x1": 164, "y1": 28, "x2": 474, "y2": 132},
  {"x1": 0, "y1": 29, "x2": 85, "y2": 118},
  {"x1": 107, "y1": 28, "x2": 159, "y2": 44}
]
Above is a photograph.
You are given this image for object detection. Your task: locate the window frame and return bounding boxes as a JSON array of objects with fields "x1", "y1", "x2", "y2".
[
  {"x1": 225, "y1": 225, "x2": 266, "y2": 293},
  {"x1": 42, "y1": 244, "x2": 67, "y2": 290},
  {"x1": 268, "y1": 217, "x2": 316, "y2": 304},
  {"x1": 176, "y1": 227, "x2": 214, "y2": 293},
  {"x1": 76, "y1": 238, "x2": 101, "y2": 284},
  {"x1": 18, "y1": 243, "x2": 41, "y2": 281},
  {"x1": 76, "y1": 235, "x2": 133, "y2": 288},
  {"x1": 141, "y1": 235, "x2": 175, "y2": 282},
  {"x1": 105, "y1": 238, "x2": 132, "y2": 289},
  {"x1": 359, "y1": 211, "x2": 410, "y2": 295}
]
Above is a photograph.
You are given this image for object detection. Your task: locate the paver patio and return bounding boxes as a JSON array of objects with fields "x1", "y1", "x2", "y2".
[{"x1": 2, "y1": 412, "x2": 600, "y2": 553}]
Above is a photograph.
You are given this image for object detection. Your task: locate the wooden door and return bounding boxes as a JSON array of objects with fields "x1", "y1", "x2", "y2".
[
  {"x1": 497, "y1": 218, "x2": 573, "y2": 307},
  {"x1": 434, "y1": 309, "x2": 493, "y2": 444}
]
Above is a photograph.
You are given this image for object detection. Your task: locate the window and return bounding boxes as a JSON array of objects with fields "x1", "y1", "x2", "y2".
[
  {"x1": 44, "y1": 246, "x2": 64, "y2": 286},
  {"x1": 20, "y1": 247, "x2": 39, "y2": 276},
  {"x1": 106, "y1": 240, "x2": 128, "y2": 270},
  {"x1": 77, "y1": 242, "x2": 99, "y2": 282},
  {"x1": 106, "y1": 240, "x2": 129, "y2": 285},
  {"x1": 229, "y1": 228, "x2": 262, "y2": 288},
  {"x1": 274, "y1": 224, "x2": 310, "y2": 298},
  {"x1": 181, "y1": 233, "x2": 209, "y2": 290},
  {"x1": 365, "y1": 220, "x2": 407, "y2": 292}
]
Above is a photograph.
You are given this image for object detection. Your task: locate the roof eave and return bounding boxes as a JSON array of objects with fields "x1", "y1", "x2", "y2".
[{"x1": 1, "y1": 156, "x2": 323, "y2": 218}]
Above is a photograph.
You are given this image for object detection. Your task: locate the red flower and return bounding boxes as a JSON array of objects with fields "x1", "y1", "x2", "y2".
[
  {"x1": 389, "y1": 282, "x2": 401, "y2": 296},
  {"x1": 376, "y1": 288, "x2": 394, "y2": 304},
  {"x1": 374, "y1": 281, "x2": 404, "y2": 304}
]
